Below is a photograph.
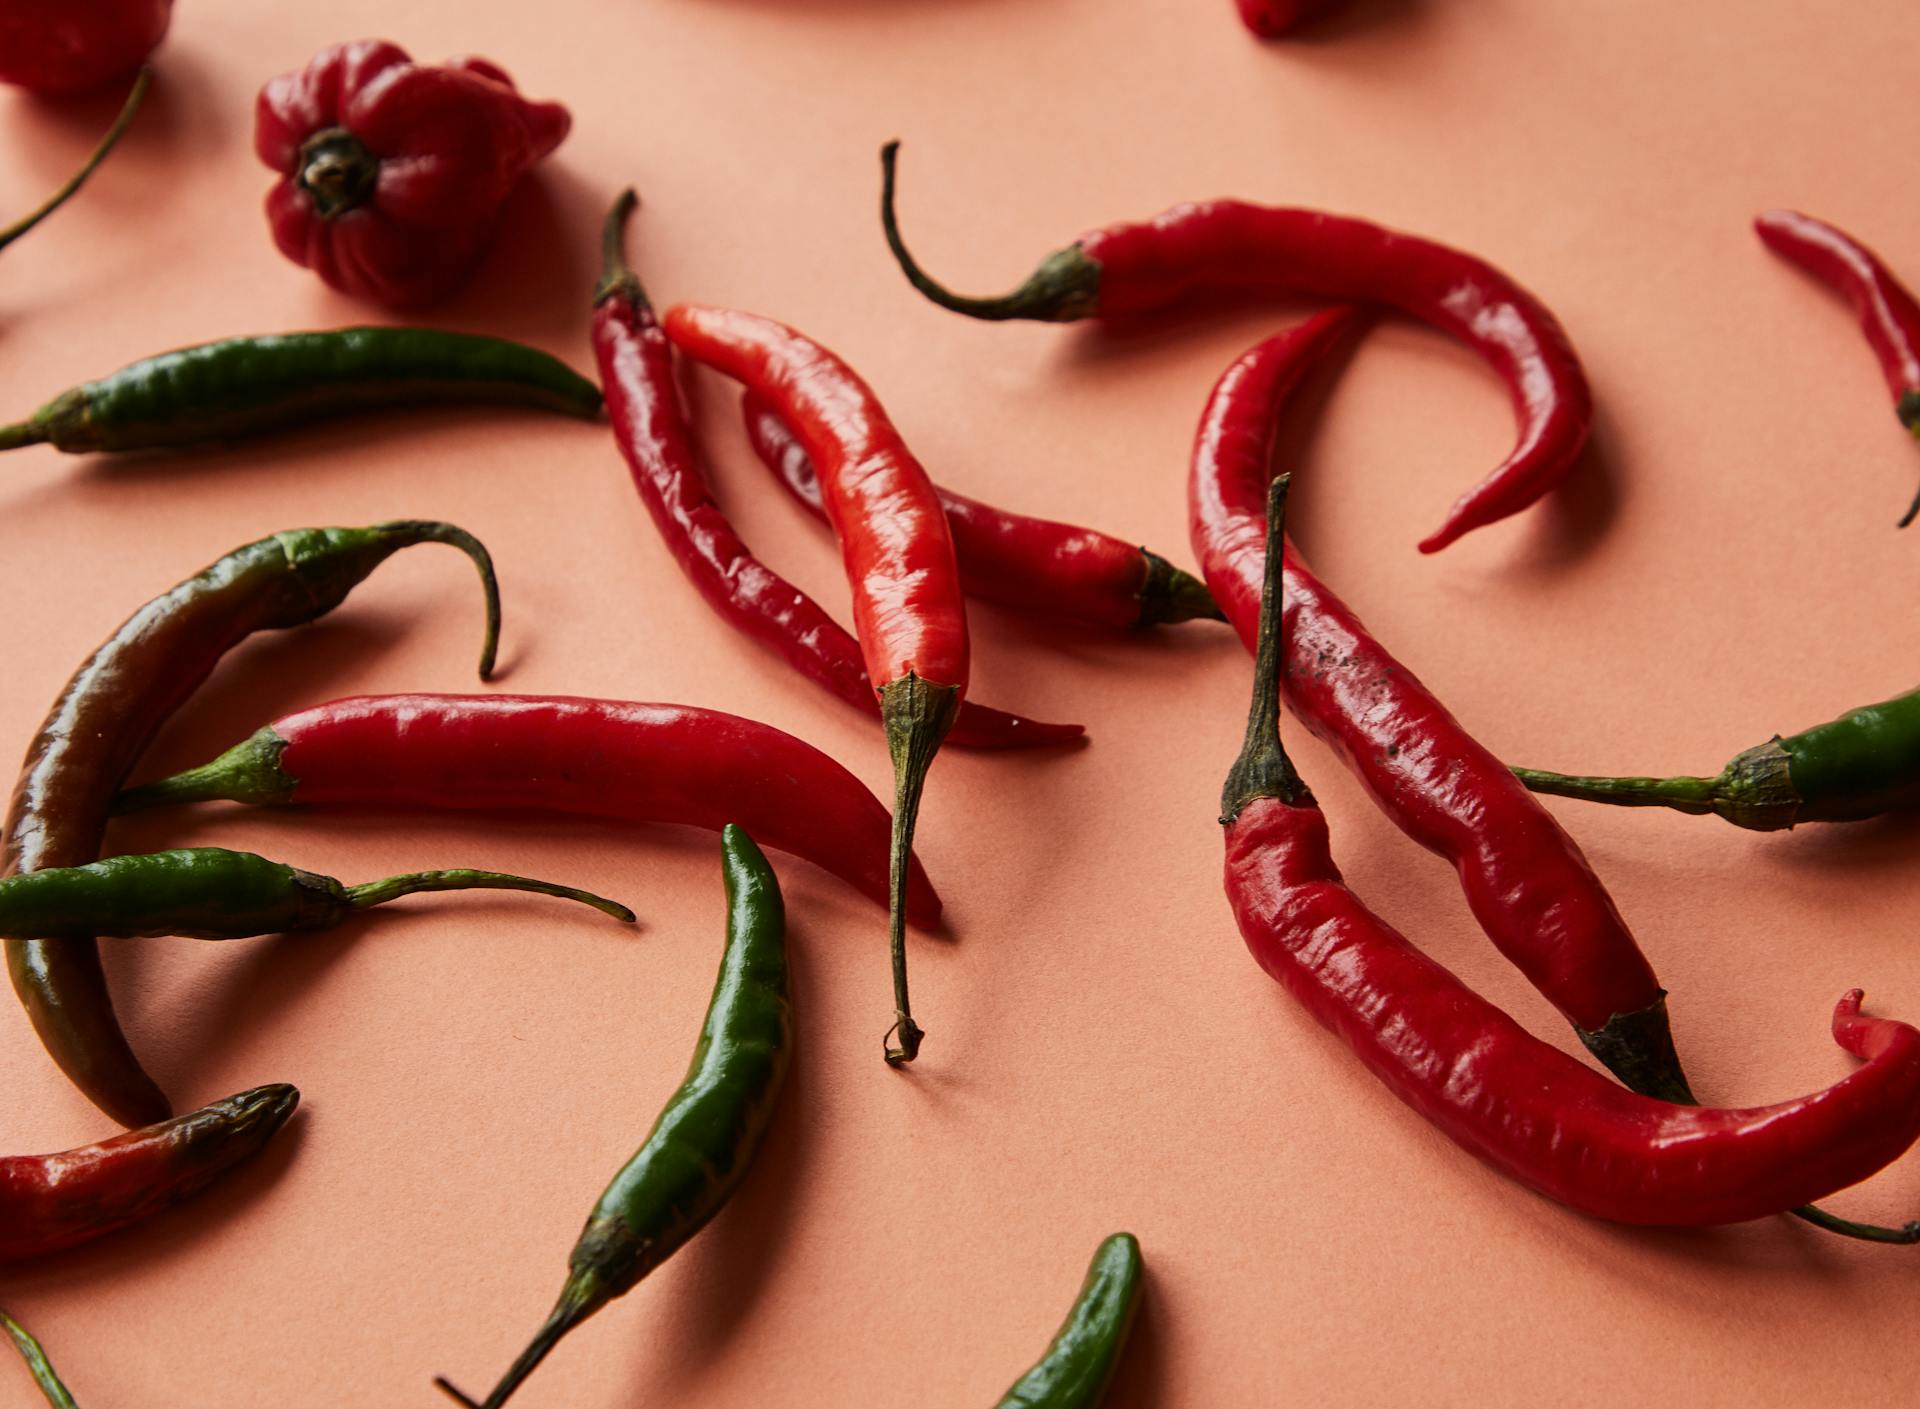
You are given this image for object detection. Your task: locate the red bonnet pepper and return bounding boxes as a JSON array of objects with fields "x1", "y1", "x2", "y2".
[
  {"x1": 254, "y1": 40, "x2": 569, "y2": 309},
  {"x1": 0, "y1": 0, "x2": 170, "y2": 94}
]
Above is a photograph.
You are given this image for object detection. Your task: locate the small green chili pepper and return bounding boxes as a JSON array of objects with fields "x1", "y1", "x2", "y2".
[
  {"x1": 996, "y1": 1233, "x2": 1143, "y2": 1409},
  {"x1": 1, "y1": 1310, "x2": 78, "y2": 1409},
  {"x1": 0, "y1": 328, "x2": 602, "y2": 454},
  {"x1": 0, "y1": 848, "x2": 633, "y2": 939},
  {"x1": 1513, "y1": 683, "x2": 1920, "y2": 831},
  {"x1": 435, "y1": 823, "x2": 791, "y2": 1409}
]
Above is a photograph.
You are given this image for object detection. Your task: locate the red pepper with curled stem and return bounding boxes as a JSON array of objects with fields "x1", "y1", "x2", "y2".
[
  {"x1": 1236, "y1": 0, "x2": 1345, "y2": 37},
  {"x1": 1224, "y1": 478, "x2": 1920, "y2": 1231},
  {"x1": 1755, "y1": 210, "x2": 1920, "y2": 526},
  {"x1": 0, "y1": 0, "x2": 169, "y2": 94},
  {"x1": 664, "y1": 302, "x2": 969, "y2": 1067},
  {"x1": 881, "y1": 142, "x2": 1593, "y2": 554},
  {"x1": 0, "y1": 1083, "x2": 298, "y2": 1261},
  {"x1": 0, "y1": 67, "x2": 149, "y2": 256},
  {"x1": 742, "y1": 391, "x2": 1223, "y2": 631},
  {"x1": 254, "y1": 41, "x2": 569, "y2": 309},
  {"x1": 114, "y1": 693, "x2": 942, "y2": 927},
  {"x1": 592, "y1": 192, "x2": 1079, "y2": 753}
]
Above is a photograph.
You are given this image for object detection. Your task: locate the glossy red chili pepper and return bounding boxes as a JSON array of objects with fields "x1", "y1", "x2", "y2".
[
  {"x1": 114, "y1": 693, "x2": 942, "y2": 927},
  {"x1": 592, "y1": 193, "x2": 1078, "y2": 753},
  {"x1": 882, "y1": 143, "x2": 1592, "y2": 555},
  {"x1": 1224, "y1": 479, "x2": 1920, "y2": 1229},
  {"x1": 1235, "y1": 0, "x2": 1345, "y2": 37},
  {"x1": 1191, "y1": 310, "x2": 1689, "y2": 1101},
  {"x1": 1755, "y1": 210, "x2": 1920, "y2": 526},
  {"x1": 741, "y1": 392, "x2": 1222, "y2": 631},
  {"x1": 664, "y1": 299, "x2": 969, "y2": 1067},
  {"x1": 0, "y1": 0, "x2": 169, "y2": 94},
  {"x1": 254, "y1": 40, "x2": 569, "y2": 309},
  {"x1": 0, "y1": 1083, "x2": 298, "y2": 1261}
]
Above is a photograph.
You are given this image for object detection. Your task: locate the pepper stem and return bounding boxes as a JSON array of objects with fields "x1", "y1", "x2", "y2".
[
  {"x1": 1220, "y1": 476, "x2": 1312, "y2": 822},
  {"x1": 0, "y1": 422, "x2": 48, "y2": 453},
  {"x1": 434, "y1": 1271, "x2": 608, "y2": 1409},
  {"x1": 113, "y1": 727, "x2": 295, "y2": 814},
  {"x1": 378, "y1": 521, "x2": 502, "y2": 680},
  {"x1": 0, "y1": 67, "x2": 151, "y2": 254},
  {"x1": 593, "y1": 187, "x2": 650, "y2": 308},
  {"x1": 879, "y1": 141, "x2": 1102, "y2": 323},
  {"x1": 1790, "y1": 1204, "x2": 1920, "y2": 1244},
  {"x1": 1, "y1": 1310, "x2": 78, "y2": 1409},
  {"x1": 295, "y1": 126, "x2": 380, "y2": 220},
  {"x1": 1510, "y1": 766, "x2": 1721, "y2": 815},
  {"x1": 345, "y1": 870, "x2": 635, "y2": 924},
  {"x1": 1136, "y1": 548, "x2": 1227, "y2": 625},
  {"x1": 880, "y1": 673, "x2": 961, "y2": 1066}
]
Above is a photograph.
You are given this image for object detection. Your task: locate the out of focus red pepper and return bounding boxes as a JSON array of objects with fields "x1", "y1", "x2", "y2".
[
  {"x1": 253, "y1": 40, "x2": 569, "y2": 309},
  {"x1": 0, "y1": 0, "x2": 170, "y2": 94}
]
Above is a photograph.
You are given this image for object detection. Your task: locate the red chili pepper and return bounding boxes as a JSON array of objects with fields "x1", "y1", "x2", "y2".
[
  {"x1": 0, "y1": 1083, "x2": 297, "y2": 1261},
  {"x1": 254, "y1": 40, "x2": 569, "y2": 309},
  {"x1": 0, "y1": 0, "x2": 169, "y2": 94},
  {"x1": 881, "y1": 143, "x2": 1592, "y2": 555},
  {"x1": 114, "y1": 693, "x2": 942, "y2": 927},
  {"x1": 1755, "y1": 210, "x2": 1920, "y2": 526},
  {"x1": 1235, "y1": 0, "x2": 1345, "y2": 37},
  {"x1": 1224, "y1": 478, "x2": 1920, "y2": 1229},
  {"x1": 663, "y1": 300, "x2": 968, "y2": 1067},
  {"x1": 592, "y1": 193, "x2": 1079, "y2": 753},
  {"x1": 741, "y1": 392, "x2": 1222, "y2": 631},
  {"x1": 1191, "y1": 310, "x2": 1690, "y2": 1101}
]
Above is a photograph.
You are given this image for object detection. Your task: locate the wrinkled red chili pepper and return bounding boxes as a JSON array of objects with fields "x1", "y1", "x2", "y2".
[
  {"x1": 1755, "y1": 210, "x2": 1920, "y2": 526},
  {"x1": 882, "y1": 143, "x2": 1592, "y2": 554},
  {"x1": 1190, "y1": 310, "x2": 1690, "y2": 1101},
  {"x1": 254, "y1": 40, "x2": 569, "y2": 309},
  {"x1": 1236, "y1": 0, "x2": 1344, "y2": 37},
  {"x1": 664, "y1": 301, "x2": 968, "y2": 1067},
  {"x1": 0, "y1": 1083, "x2": 298, "y2": 1260},
  {"x1": 0, "y1": 0, "x2": 170, "y2": 94},
  {"x1": 115, "y1": 692, "x2": 942, "y2": 926},
  {"x1": 1224, "y1": 478, "x2": 1920, "y2": 1229},
  {"x1": 593, "y1": 192, "x2": 1080, "y2": 753},
  {"x1": 742, "y1": 392, "x2": 1222, "y2": 631}
]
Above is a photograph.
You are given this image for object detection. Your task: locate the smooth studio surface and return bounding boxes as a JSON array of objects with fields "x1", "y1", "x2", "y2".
[{"x1": 3, "y1": 2, "x2": 1919, "y2": 1404}]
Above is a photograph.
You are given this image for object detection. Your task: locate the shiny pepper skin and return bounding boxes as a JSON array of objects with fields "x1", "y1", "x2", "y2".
[
  {"x1": 254, "y1": 40, "x2": 569, "y2": 308},
  {"x1": 1236, "y1": 0, "x2": 1345, "y2": 37},
  {"x1": 0, "y1": 0, "x2": 170, "y2": 94}
]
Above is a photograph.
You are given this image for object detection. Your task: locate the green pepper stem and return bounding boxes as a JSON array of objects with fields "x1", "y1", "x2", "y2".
[
  {"x1": 880, "y1": 674, "x2": 960, "y2": 1066},
  {"x1": 1136, "y1": 548, "x2": 1227, "y2": 625},
  {"x1": 378, "y1": 521, "x2": 502, "y2": 680},
  {"x1": 593, "y1": 188, "x2": 650, "y2": 308},
  {"x1": 1221, "y1": 476, "x2": 1312, "y2": 822},
  {"x1": 434, "y1": 1271, "x2": 607, "y2": 1409},
  {"x1": 0, "y1": 67, "x2": 151, "y2": 254},
  {"x1": 1790, "y1": 1204, "x2": 1920, "y2": 1244},
  {"x1": 1510, "y1": 766, "x2": 1721, "y2": 815},
  {"x1": 113, "y1": 727, "x2": 295, "y2": 814},
  {"x1": 879, "y1": 140, "x2": 1101, "y2": 323},
  {"x1": 1, "y1": 1311, "x2": 78, "y2": 1409},
  {"x1": 345, "y1": 870, "x2": 635, "y2": 924},
  {"x1": 0, "y1": 422, "x2": 48, "y2": 453}
]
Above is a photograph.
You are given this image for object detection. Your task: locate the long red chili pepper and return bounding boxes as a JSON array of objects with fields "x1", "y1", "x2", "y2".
[
  {"x1": 1190, "y1": 309, "x2": 1689, "y2": 1101},
  {"x1": 1224, "y1": 478, "x2": 1920, "y2": 1229},
  {"x1": 113, "y1": 693, "x2": 941, "y2": 927},
  {"x1": 741, "y1": 392, "x2": 1223, "y2": 631},
  {"x1": 593, "y1": 193, "x2": 1079, "y2": 754},
  {"x1": 1236, "y1": 0, "x2": 1345, "y2": 37},
  {"x1": 664, "y1": 301, "x2": 968, "y2": 1067},
  {"x1": 881, "y1": 143, "x2": 1592, "y2": 555},
  {"x1": 0, "y1": 1083, "x2": 298, "y2": 1261},
  {"x1": 1754, "y1": 210, "x2": 1920, "y2": 526}
]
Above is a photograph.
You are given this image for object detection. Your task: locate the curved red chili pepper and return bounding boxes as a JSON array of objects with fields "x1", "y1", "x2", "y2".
[
  {"x1": 254, "y1": 40, "x2": 569, "y2": 308},
  {"x1": 115, "y1": 693, "x2": 942, "y2": 928},
  {"x1": 592, "y1": 194, "x2": 1079, "y2": 753},
  {"x1": 741, "y1": 392, "x2": 1223, "y2": 631},
  {"x1": 1225, "y1": 480, "x2": 1920, "y2": 1229},
  {"x1": 0, "y1": 1083, "x2": 298, "y2": 1261},
  {"x1": 1236, "y1": 0, "x2": 1345, "y2": 37},
  {"x1": 1755, "y1": 210, "x2": 1920, "y2": 526},
  {"x1": 1191, "y1": 310, "x2": 1688, "y2": 1101},
  {"x1": 0, "y1": 0, "x2": 170, "y2": 94},
  {"x1": 663, "y1": 299, "x2": 970, "y2": 1067},
  {"x1": 881, "y1": 143, "x2": 1593, "y2": 554}
]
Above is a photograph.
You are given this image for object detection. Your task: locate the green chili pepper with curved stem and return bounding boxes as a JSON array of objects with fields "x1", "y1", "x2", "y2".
[
  {"x1": 0, "y1": 328, "x2": 602, "y2": 455},
  {"x1": 434, "y1": 823, "x2": 791, "y2": 1409},
  {"x1": 0, "y1": 847, "x2": 632, "y2": 939},
  {"x1": 1, "y1": 1311, "x2": 77, "y2": 1409},
  {"x1": 1514, "y1": 684, "x2": 1920, "y2": 831},
  {"x1": 996, "y1": 1233, "x2": 1143, "y2": 1409}
]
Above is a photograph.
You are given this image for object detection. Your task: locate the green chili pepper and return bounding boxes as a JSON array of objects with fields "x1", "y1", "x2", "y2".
[
  {"x1": 0, "y1": 848, "x2": 633, "y2": 939},
  {"x1": 1513, "y1": 684, "x2": 1920, "y2": 831},
  {"x1": 435, "y1": 823, "x2": 791, "y2": 1409},
  {"x1": 1, "y1": 1311, "x2": 78, "y2": 1409},
  {"x1": 0, "y1": 328, "x2": 602, "y2": 454},
  {"x1": 996, "y1": 1233, "x2": 1143, "y2": 1409}
]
